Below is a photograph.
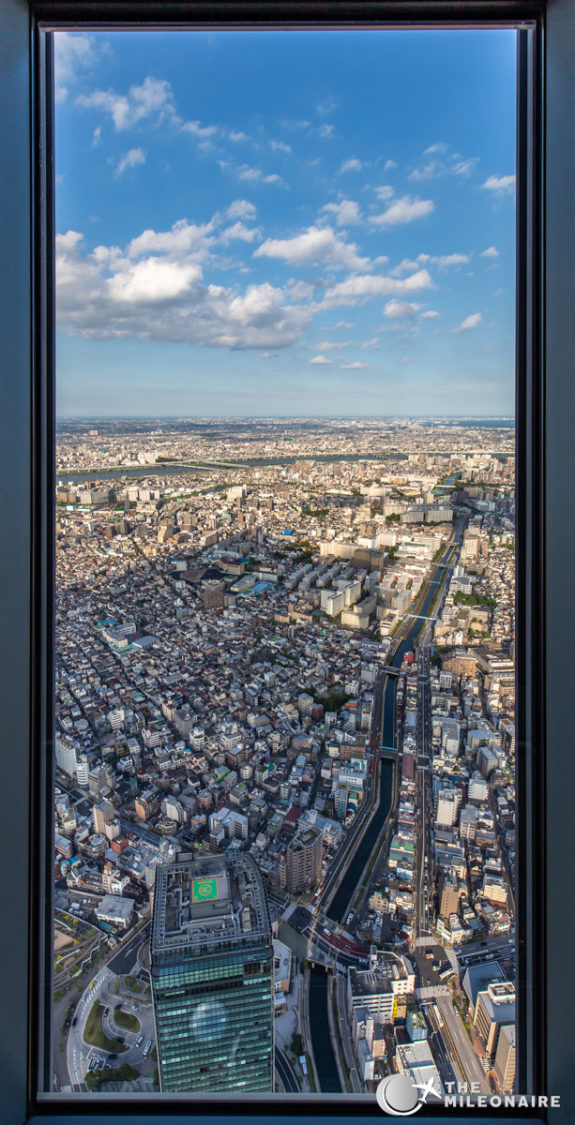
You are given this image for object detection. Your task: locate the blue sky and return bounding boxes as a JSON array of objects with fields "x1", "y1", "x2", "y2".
[{"x1": 54, "y1": 28, "x2": 516, "y2": 418}]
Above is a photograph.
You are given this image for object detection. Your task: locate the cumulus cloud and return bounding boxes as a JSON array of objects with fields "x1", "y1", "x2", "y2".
[
  {"x1": 226, "y1": 200, "x2": 257, "y2": 221},
  {"x1": 374, "y1": 185, "x2": 394, "y2": 202},
  {"x1": 369, "y1": 196, "x2": 435, "y2": 228},
  {"x1": 452, "y1": 312, "x2": 482, "y2": 333},
  {"x1": 383, "y1": 299, "x2": 421, "y2": 319},
  {"x1": 114, "y1": 147, "x2": 146, "y2": 177},
  {"x1": 127, "y1": 218, "x2": 215, "y2": 261},
  {"x1": 321, "y1": 268, "x2": 432, "y2": 309},
  {"x1": 219, "y1": 222, "x2": 261, "y2": 244},
  {"x1": 54, "y1": 32, "x2": 99, "y2": 103},
  {"x1": 435, "y1": 253, "x2": 469, "y2": 268},
  {"x1": 236, "y1": 164, "x2": 284, "y2": 185},
  {"x1": 320, "y1": 200, "x2": 362, "y2": 226},
  {"x1": 180, "y1": 119, "x2": 218, "y2": 140},
  {"x1": 56, "y1": 225, "x2": 311, "y2": 349},
  {"x1": 310, "y1": 355, "x2": 332, "y2": 365},
  {"x1": 421, "y1": 310, "x2": 440, "y2": 319},
  {"x1": 77, "y1": 76, "x2": 174, "y2": 131},
  {"x1": 481, "y1": 174, "x2": 516, "y2": 195},
  {"x1": 383, "y1": 159, "x2": 397, "y2": 171},
  {"x1": 269, "y1": 140, "x2": 292, "y2": 154},
  {"x1": 254, "y1": 226, "x2": 369, "y2": 271},
  {"x1": 340, "y1": 361, "x2": 367, "y2": 369},
  {"x1": 391, "y1": 251, "x2": 467, "y2": 274},
  {"x1": 339, "y1": 158, "x2": 363, "y2": 174},
  {"x1": 481, "y1": 246, "x2": 499, "y2": 258}
]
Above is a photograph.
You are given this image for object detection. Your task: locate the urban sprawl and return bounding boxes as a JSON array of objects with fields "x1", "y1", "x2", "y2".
[{"x1": 52, "y1": 417, "x2": 517, "y2": 1101}]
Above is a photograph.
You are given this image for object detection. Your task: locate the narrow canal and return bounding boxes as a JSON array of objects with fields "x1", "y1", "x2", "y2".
[
  {"x1": 326, "y1": 526, "x2": 463, "y2": 924},
  {"x1": 309, "y1": 966, "x2": 342, "y2": 1092}
]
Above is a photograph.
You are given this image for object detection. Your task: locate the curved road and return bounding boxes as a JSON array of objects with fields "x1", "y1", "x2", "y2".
[{"x1": 275, "y1": 1046, "x2": 298, "y2": 1093}]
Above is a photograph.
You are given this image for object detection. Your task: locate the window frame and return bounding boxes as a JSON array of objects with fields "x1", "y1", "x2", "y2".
[{"x1": 1, "y1": 1, "x2": 572, "y2": 1123}]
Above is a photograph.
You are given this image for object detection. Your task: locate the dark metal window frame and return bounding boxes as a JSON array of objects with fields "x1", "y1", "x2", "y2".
[{"x1": 1, "y1": 1, "x2": 573, "y2": 1123}]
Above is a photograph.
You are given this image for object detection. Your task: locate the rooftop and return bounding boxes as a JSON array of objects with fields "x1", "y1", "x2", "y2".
[{"x1": 151, "y1": 851, "x2": 270, "y2": 956}]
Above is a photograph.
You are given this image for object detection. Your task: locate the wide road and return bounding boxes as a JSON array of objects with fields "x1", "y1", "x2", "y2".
[{"x1": 436, "y1": 996, "x2": 490, "y2": 1095}]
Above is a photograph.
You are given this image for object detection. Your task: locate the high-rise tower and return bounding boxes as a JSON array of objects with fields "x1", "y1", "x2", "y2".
[{"x1": 150, "y1": 852, "x2": 274, "y2": 1093}]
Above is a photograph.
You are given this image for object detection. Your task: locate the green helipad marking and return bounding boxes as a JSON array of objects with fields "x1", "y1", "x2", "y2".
[{"x1": 192, "y1": 877, "x2": 218, "y2": 902}]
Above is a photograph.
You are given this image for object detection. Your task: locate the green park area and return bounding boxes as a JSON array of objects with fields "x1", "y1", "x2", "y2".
[
  {"x1": 113, "y1": 1005, "x2": 140, "y2": 1033},
  {"x1": 84, "y1": 1001, "x2": 127, "y2": 1054}
]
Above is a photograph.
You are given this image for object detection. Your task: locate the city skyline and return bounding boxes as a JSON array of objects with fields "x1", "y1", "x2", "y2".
[{"x1": 55, "y1": 28, "x2": 516, "y2": 418}]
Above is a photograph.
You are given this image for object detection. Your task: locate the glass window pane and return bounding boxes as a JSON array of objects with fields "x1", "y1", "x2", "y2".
[{"x1": 51, "y1": 26, "x2": 517, "y2": 1105}]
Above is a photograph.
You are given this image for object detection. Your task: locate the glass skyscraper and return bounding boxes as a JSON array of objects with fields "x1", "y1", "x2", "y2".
[{"x1": 150, "y1": 852, "x2": 274, "y2": 1092}]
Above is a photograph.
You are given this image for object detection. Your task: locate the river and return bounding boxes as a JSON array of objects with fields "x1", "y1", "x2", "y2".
[{"x1": 326, "y1": 523, "x2": 463, "y2": 924}]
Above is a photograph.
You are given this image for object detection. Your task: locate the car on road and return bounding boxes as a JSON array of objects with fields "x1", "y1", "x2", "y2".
[
  {"x1": 117, "y1": 1036, "x2": 125, "y2": 1044},
  {"x1": 109, "y1": 1053, "x2": 117, "y2": 1060},
  {"x1": 104, "y1": 1006, "x2": 109, "y2": 1016},
  {"x1": 72, "y1": 1017, "x2": 77, "y2": 1027}
]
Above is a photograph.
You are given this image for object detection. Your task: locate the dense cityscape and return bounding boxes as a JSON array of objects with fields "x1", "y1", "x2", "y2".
[{"x1": 51, "y1": 416, "x2": 517, "y2": 1101}]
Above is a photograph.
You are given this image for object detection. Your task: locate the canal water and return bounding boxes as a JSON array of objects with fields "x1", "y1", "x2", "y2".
[
  {"x1": 326, "y1": 528, "x2": 462, "y2": 924},
  {"x1": 309, "y1": 967, "x2": 342, "y2": 1093}
]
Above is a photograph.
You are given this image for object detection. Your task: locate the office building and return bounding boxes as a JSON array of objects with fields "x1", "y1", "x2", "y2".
[
  {"x1": 150, "y1": 852, "x2": 274, "y2": 1092},
  {"x1": 494, "y1": 1023, "x2": 516, "y2": 1094},
  {"x1": 286, "y1": 826, "x2": 323, "y2": 893},
  {"x1": 473, "y1": 981, "x2": 516, "y2": 1059}
]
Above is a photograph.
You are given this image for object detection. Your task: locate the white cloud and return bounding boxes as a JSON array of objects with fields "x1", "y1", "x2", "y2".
[
  {"x1": 391, "y1": 254, "x2": 431, "y2": 276},
  {"x1": 270, "y1": 140, "x2": 291, "y2": 153},
  {"x1": 254, "y1": 226, "x2": 369, "y2": 271},
  {"x1": 421, "y1": 310, "x2": 440, "y2": 319},
  {"x1": 409, "y1": 145, "x2": 478, "y2": 182},
  {"x1": 114, "y1": 147, "x2": 146, "y2": 178},
  {"x1": 383, "y1": 159, "x2": 397, "y2": 171},
  {"x1": 107, "y1": 258, "x2": 202, "y2": 304},
  {"x1": 340, "y1": 361, "x2": 367, "y2": 369},
  {"x1": 286, "y1": 280, "x2": 316, "y2": 301},
  {"x1": 228, "y1": 130, "x2": 248, "y2": 143},
  {"x1": 56, "y1": 228, "x2": 311, "y2": 349},
  {"x1": 127, "y1": 218, "x2": 215, "y2": 261},
  {"x1": 77, "y1": 76, "x2": 174, "y2": 131},
  {"x1": 320, "y1": 200, "x2": 361, "y2": 227},
  {"x1": 481, "y1": 174, "x2": 516, "y2": 195},
  {"x1": 481, "y1": 246, "x2": 499, "y2": 258},
  {"x1": 453, "y1": 158, "x2": 478, "y2": 176},
  {"x1": 369, "y1": 196, "x2": 435, "y2": 228},
  {"x1": 339, "y1": 158, "x2": 363, "y2": 174},
  {"x1": 383, "y1": 299, "x2": 420, "y2": 319},
  {"x1": 317, "y1": 123, "x2": 335, "y2": 139},
  {"x1": 452, "y1": 312, "x2": 482, "y2": 333},
  {"x1": 219, "y1": 222, "x2": 261, "y2": 245},
  {"x1": 321, "y1": 268, "x2": 432, "y2": 309},
  {"x1": 91, "y1": 125, "x2": 102, "y2": 148},
  {"x1": 54, "y1": 32, "x2": 98, "y2": 103},
  {"x1": 235, "y1": 164, "x2": 284, "y2": 186},
  {"x1": 314, "y1": 340, "x2": 351, "y2": 351},
  {"x1": 180, "y1": 119, "x2": 218, "y2": 140},
  {"x1": 435, "y1": 253, "x2": 469, "y2": 269},
  {"x1": 226, "y1": 200, "x2": 257, "y2": 221},
  {"x1": 408, "y1": 161, "x2": 440, "y2": 182},
  {"x1": 374, "y1": 185, "x2": 394, "y2": 201},
  {"x1": 310, "y1": 355, "x2": 332, "y2": 365}
]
